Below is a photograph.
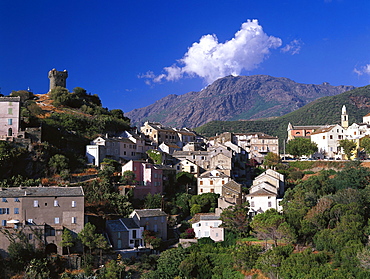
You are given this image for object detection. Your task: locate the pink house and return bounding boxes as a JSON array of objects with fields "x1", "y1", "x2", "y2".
[{"x1": 122, "y1": 160, "x2": 163, "y2": 199}]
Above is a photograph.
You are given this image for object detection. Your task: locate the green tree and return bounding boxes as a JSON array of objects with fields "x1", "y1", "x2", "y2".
[
  {"x1": 263, "y1": 152, "x2": 281, "y2": 168},
  {"x1": 339, "y1": 139, "x2": 357, "y2": 160},
  {"x1": 220, "y1": 203, "x2": 250, "y2": 237},
  {"x1": 48, "y1": 154, "x2": 69, "y2": 175},
  {"x1": 286, "y1": 138, "x2": 318, "y2": 158},
  {"x1": 232, "y1": 242, "x2": 262, "y2": 271},
  {"x1": 78, "y1": 223, "x2": 97, "y2": 255},
  {"x1": 121, "y1": 170, "x2": 137, "y2": 185},
  {"x1": 250, "y1": 209, "x2": 296, "y2": 246},
  {"x1": 155, "y1": 247, "x2": 187, "y2": 279},
  {"x1": 95, "y1": 233, "x2": 110, "y2": 266},
  {"x1": 104, "y1": 259, "x2": 126, "y2": 279},
  {"x1": 144, "y1": 193, "x2": 162, "y2": 209},
  {"x1": 61, "y1": 228, "x2": 74, "y2": 262},
  {"x1": 360, "y1": 137, "x2": 370, "y2": 158},
  {"x1": 25, "y1": 258, "x2": 50, "y2": 279}
]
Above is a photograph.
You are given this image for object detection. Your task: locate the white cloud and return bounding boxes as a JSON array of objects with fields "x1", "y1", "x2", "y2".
[
  {"x1": 281, "y1": 39, "x2": 303, "y2": 55},
  {"x1": 142, "y1": 19, "x2": 282, "y2": 84},
  {"x1": 354, "y1": 64, "x2": 370, "y2": 76}
]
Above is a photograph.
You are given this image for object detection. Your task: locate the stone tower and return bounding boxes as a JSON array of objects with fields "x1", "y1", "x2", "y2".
[
  {"x1": 48, "y1": 68, "x2": 68, "y2": 91},
  {"x1": 341, "y1": 105, "x2": 349, "y2": 128}
]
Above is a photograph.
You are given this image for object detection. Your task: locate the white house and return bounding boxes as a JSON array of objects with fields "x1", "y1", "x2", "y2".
[
  {"x1": 197, "y1": 170, "x2": 231, "y2": 195},
  {"x1": 191, "y1": 213, "x2": 224, "y2": 242},
  {"x1": 246, "y1": 169, "x2": 284, "y2": 215}
]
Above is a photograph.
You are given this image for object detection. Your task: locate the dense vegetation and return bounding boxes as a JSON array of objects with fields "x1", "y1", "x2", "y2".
[
  {"x1": 137, "y1": 161, "x2": 370, "y2": 279},
  {"x1": 194, "y1": 85, "x2": 370, "y2": 143},
  {"x1": 0, "y1": 87, "x2": 130, "y2": 179}
]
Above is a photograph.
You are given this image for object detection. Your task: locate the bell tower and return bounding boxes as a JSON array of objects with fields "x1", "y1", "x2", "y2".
[
  {"x1": 48, "y1": 68, "x2": 68, "y2": 91},
  {"x1": 341, "y1": 105, "x2": 349, "y2": 128}
]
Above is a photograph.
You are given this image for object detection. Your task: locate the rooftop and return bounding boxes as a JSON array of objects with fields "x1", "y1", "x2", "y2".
[
  {"x1": 0, "y1": 186, "x2": 84, "y2": 198},
  {"x1": 132, "y1": 209, "x2": 167, "y2": 218}
]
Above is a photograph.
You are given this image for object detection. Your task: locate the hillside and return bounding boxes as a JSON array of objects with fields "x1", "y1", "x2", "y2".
[
  {"x1": 126, "y1": 75, "x2": 355, "y2": 128},
  {"x1": 194, "y1": 85, "x2": 370, "y2": 141}
]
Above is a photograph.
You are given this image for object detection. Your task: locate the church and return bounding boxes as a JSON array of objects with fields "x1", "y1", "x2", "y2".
[{"x1": 288, "y1": 105, "x2": 370, "y2": 159}]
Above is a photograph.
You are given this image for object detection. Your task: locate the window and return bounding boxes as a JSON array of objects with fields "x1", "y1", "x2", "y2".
[
  {"x1": 14, "y1": 197, "x2": 19, "y2": 202},
  {"x1": 251, "y1": 201, "x2": 255, "y2": 207},
  {"x1": 28, "y1": 234, "x2": 33, "y2": 240},
  {"x1": 200, "y1": 188, "x2": 203, "y2": 193},
  {"x1": 118, "y1": 232, "x2": 121, "y2": 238},
  {"x1": 72, "y1": 217, "x2": 76, "y2": 224},
  {"x1": 8, "y1": 108, "x2": 12, "y2": 114},
  {"x1": 222, "y1": 180, "x2": 225, "y2": 185},
  {"x1": 34, "y1": 200, "x2": 38, "y2": 207},
  {"x1": 72, "y1": 201, "x2": 76, "y2": 207},
  {"x1": 210, "y1": 180, "x2": 213, "y2": 185},
  {"x1": 133, "y1": 230, "x2": 137, "y2": 238},
  {"x1": 199, "y1": 181, "x2": 203, "y2": 185},
  {"x1": 7, "y1": 119, "x2": 12, "y2": 125},
  {"x1": 210, "y1": 189, "x2": 214, "y2": 193},
  {"x1": 2, "y1": 220, "x2": 6, "y2": 226},
  {"x1": 323, "y1": 136, "x2": 326, "y2": 139},
  {"x1": 117, "y1": 239, "x2": 122, "y2": 249},
  {"x1": 268, "y1": 201, "x2": 272, "y2": 207},
  {"x1": 1, "y1": 198, "x2": 6, "y2": 202},
  {"x1": 54, "y1": 200, "x2": 58, "y2": 207},
  {"x1": 14, "y1": 208, "x2": 19, "y2": 214},
  {"x1": 330, "y1": 135, "x2": 333, "y2": 139},
  {"x1": 54, "y1": 217, "x2": 60, "y2": 224}
]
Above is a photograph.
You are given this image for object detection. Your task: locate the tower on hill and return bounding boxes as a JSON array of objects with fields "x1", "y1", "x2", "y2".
[{"x1": 48, "y1": 68, "x2": 68, "y2": 91}]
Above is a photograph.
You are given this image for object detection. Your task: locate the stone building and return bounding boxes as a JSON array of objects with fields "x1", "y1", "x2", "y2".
[
  {"x1": 48, "y1": 68, "x2": 68, "y2": 91},
  {"x1": 0, "y1": 186, "x2": 84, "y2": 257}
]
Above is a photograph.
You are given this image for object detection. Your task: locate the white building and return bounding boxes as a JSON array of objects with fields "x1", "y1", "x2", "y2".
[
  {"x1": 246, "y1": 169, "x2": 284, "y2": 215},
  {"x1": 197, "y1": 170, "x2": 231, "y2": 195},
  {"x1": 191, "y1": 213, "x2": 224, "y2": 242}
]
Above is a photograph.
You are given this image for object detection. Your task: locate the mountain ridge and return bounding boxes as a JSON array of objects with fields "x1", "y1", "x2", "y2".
[{"x1": 126, "y1": 75, "x2": 355, "y2": 128}]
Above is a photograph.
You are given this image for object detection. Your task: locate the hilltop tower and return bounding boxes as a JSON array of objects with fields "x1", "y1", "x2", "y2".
[
  {"x1": 48, "y1": 68, "x2": 68, "y2": 91},
  {"x1": 341, "y1": 105, "x2": 349, "y2": 128}
]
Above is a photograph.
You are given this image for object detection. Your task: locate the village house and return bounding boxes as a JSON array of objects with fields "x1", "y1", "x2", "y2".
[
  {"x1": 246, "y1": 169, "x2": 284, "y2": 215},
  {"x1": 0, "y1": 186, "x2": 84, "y2": 257},
  {"x1": 121, "y1": 160, "x2": 164, "y2": 199},
  {"x1": 234, "y1": 132, "x2": 279, "y2": 163},
  {"x1": 190, "y1": 213, "x2": 224, "y2": 242},
  {"x1": 129, "y1": 209, "x2": 167, "y2": 240},
  {"x1": 106, "y1": 218, "x2": 144, "y2": 250},
  {"x1": 140, "y1": 122, "x2": 179, "y2": 147},
  {"x1": 86, "y1": 132, "x2": 150, "y2": 166},
  {"x1": 174, "y1": 159, "x2": 201, "y2": 178},
  {"x1": 197, "y1": 169, "x2": 231, "y2": 195},
  {"x1": 0, "y1": 96, "x2": 21, "y2": 139}
]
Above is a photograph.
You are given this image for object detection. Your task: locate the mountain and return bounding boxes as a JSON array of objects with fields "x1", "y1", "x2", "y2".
[
  {"x1": 194, "y1": 85, "x2": 370, "y2": 141},
  {"x1": 126, "y1": 75, "x2": 355, "y2": 128}
]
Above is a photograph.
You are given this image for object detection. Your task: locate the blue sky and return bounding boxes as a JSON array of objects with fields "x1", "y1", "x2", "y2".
[{"x1": 1, "y1": 0, "x2": 370, "y2": 113}]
